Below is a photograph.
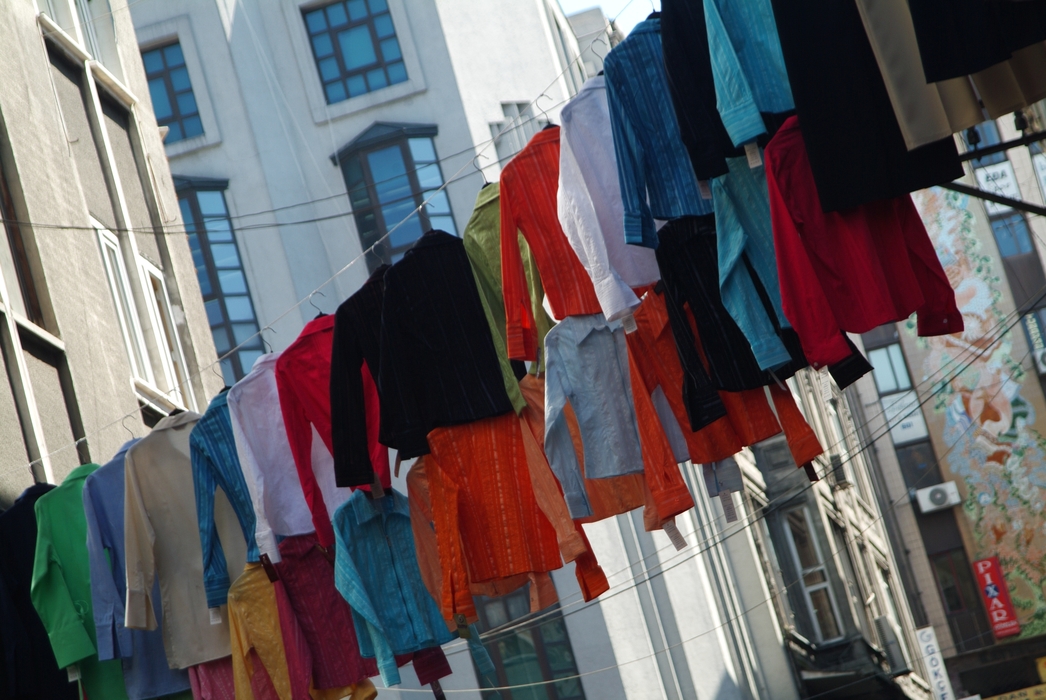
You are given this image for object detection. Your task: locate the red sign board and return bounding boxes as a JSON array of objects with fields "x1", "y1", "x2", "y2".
[{"x1": 974, "y1": 556, "x2": 1021, "y2": 639}]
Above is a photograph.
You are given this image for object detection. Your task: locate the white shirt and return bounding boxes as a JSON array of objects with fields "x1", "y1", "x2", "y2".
[
  {"x1": 558, "y1": 75, "x2": 661, "y2": 322},
  {"x1": 228, "y1": 353, "x2": 348, "y2": 562}
]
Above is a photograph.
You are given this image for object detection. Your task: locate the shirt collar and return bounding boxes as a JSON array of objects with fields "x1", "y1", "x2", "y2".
[
  {"x1": 409, "y1": 229, "x2": 458, "y2": 251},
  {"x1": 154, "y1": 410, "x2": 202, "y2": 432},
  {"x1": 350, "y1": 488, "x2": 409, "y2": 525},
  {"x1": 630, "y1": 17, "x2": 660, "y2": 35},
  {"x1": 64, "y1": 462, "x2": 100, "y2": 484},
  {"x1": 299, "y1": 313, "x2": 335, "y2": 336},
  {"x1": 472, "y1": 181, "x2": 500, "y2": 211}
]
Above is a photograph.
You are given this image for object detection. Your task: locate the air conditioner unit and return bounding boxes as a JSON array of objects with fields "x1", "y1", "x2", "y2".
[
  {"x1": 916, "y1": 482, "x2": 961, "y2": 514},
  {"x1": 874, "y1": 616, "x2": 910, "y2": 676}
]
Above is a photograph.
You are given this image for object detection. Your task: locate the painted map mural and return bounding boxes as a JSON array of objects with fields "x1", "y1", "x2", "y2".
[{"x1": 911, "y1": 187, "x2": 1046, "y2": 638}]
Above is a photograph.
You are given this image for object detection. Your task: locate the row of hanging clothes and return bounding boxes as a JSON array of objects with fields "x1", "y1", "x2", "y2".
[{"x1": 5, "y1": 0, "x2": 1043, "y2": 698}]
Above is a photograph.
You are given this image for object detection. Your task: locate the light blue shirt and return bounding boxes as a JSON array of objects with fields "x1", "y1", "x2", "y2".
[
  {"x1": 713, "y1": 157, "x2": 793, "y2": 371},
  {"x1": 333, "y1": 490, "x2": 454, "y2": 687},
  {"x1": 190, "y1": 393, "x2": 260, "y2": 608},
  {"x1": 83, "y1": 441, "x2": 192, "y2": 700},
  {"x1": 704, "y1": 0, "x2": 793, "y2": 146},
  {"x1": 604, "y1": 18, "x2": 713, "y2": 248},
  {"x1": 544, "y1": 313, "x2": 646, "y2": 519}
]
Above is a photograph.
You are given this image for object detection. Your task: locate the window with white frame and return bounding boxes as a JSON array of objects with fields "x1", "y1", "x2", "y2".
[
  {"x1": 96, "y1": 223, "x2": 151, "y2": 384},
  {"x1": 783, "y1": 507, "x2": 843, "y2": 642},
  {"x1": 140, "y1": 260, "x2": 194, "y2": 408}
]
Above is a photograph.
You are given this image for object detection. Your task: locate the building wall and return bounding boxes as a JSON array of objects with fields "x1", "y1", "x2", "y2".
[{"x1": 0, "y1": 0, "x2": 222, "y2": 506}]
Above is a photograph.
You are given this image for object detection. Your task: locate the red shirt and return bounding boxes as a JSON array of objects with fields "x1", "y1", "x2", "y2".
[
  {"x1": 500, "y1": 127, "x2": 602, "y2": 360},
  {"x1": 765, "y1": 117, "x2": 963, "y2": 367},
  {"x1": 275, "y1": 315, "x2": 391, "y2": 547}
]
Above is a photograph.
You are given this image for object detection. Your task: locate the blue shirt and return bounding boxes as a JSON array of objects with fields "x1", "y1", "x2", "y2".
[
  {"x1": 604, "y1": 18, "x2": 713, "y2": 248},
  {"x1": 544, "y1": 313, "x2": 646, "y2": 519},
  {"x1": 333, "y1": 490, "x2": 453, "y2": 687},
  {"x1": 83, "y1": 441, "x2": 192, "y2": 700},
  {"x1": 713, "y1": 157, "x2": 793, "y2": 371},
  {"x1": 704, "y1": 0, "x2": 793, "y2": 146},
  {"x1": 190, "y1": 392, "x2": 260, "y2": 608}
]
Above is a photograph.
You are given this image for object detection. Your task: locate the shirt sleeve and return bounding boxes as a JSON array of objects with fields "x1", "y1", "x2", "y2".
[
  {"x1": 898, "y1": 197, "x2": 965, "y2": 336},
  {"x1": 558, "y1": 121, "x2": 640, "y2": 322},
  {"x1": 765, "y1": 157, "x2": 853, "y2": 367},
  {"x1": 228, "y1": 392, "x2": 281, "y2": 564},
  {"x1": 604, "y1": 68, "x2": 655, "y2": 247},
  {"x1": 123, "y1": 449, "x2": 159, "y2": 631},
  {"x1": 425, "y1": 455, "x2": 476, "y2": 621},
  {"x1": 190, "y1": 437, "x2": 233, "y2": 609},
  {"x1": 704, "y1": 0, "x2": 765, "y2": 147},
  {"x1": 30, "y1": 505, "x2": 96, "y2": 669},
  {"x1": 712, "y1": 175, "x2": 791, "y2": 370},
  {"x1": 276, "y1": 367, "x2": 335, "y2": 548},
  {"x1": 499, "y1": 174, "x2": 539, "y2": 362},
  {"x1": 543, "y1": 333, "x2": 592, "y2": 520},
  {"x1": 330, "y1": 307, "x2": 376, "y2": 488},
  {"x1": 334, "y1": 527, "x2": 399, "y2": 687},
  {"x1": 82, "y1": 480, "x2": 130, "y2": 661}
]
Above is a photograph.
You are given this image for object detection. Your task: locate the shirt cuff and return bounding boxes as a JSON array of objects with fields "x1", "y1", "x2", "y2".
[
  {"x1": 719, "y1": 102, "x2": 766, "y2": 148},
  {"x1": 594, "y1": 275, "x2": 641, "y2": 323},
  {"x1": 204, "y1": 576, "x2": 231, "y2": 609},
  {"x1": 805, "y1": 335, "x2": 855, "y2": 370},
  {"x1": 48, "y1": 621, "x2": 96, "y2": 669},
  {"x1": 750, "y1": 337, "x2": 793, "y2": 372},
  {"x1": 93, "y1": 613, "x2": 116, "y2": 661},
  {"x1": 256, "y1": 529, "x2": 282, "y2": 564},
  {"x1": 506, "y1": 325, "x2": 535, "y2": 362},
  {"x1": 563, "y1": 488, "x2": 593, "y2": 521},
  {"x1": 624, "y1": 213, "x2": 649, "y2": 247},
  {"x1": 125, "y1": 587, "x2": 158, "y2": 631},
  {"x1": 917, "y1": 308, "x2": 964, "y2": 337}
]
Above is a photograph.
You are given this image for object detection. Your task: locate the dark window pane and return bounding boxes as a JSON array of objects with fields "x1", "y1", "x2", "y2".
[
  {"x1": 218, "y1": 269, "x2": 247, "y2": 294},
  {"x1": 339, "y1": 26, "x2": 377, "y2": 69},
  {"x1": 895, "y1": 440, "x2": 941, "y2": 489},
  {"x1": 425, "y1": 189, "x2": 451, "y2": 214},
  {"x1": 347, "y1": 0, "x2": 368, "y2": 20},
  {"x1": 366, "y1": 145, "x2": 409, "y2": 201},
  {"x1": 319, "y1": 57, "x2": 340, "y2": 81},
  {"x1": 312, "y1": 33, "x2": 335, "y2": 58},
  {"x1": 142, "y1": 50, "x2": 164, "y2": 74},
  {"x1": 373, "y1": 13, "x2": 394, "y2": 37},
  {"x1": 163, "y1": 43, "x2": 185, "y2": 67},
  {"x1": 169, "y1": 66, "x2": 191, "y2": 92},
  {"x1": 204, "y1": 217, "x2": 233, "y2": 241},
  {"x1": 196, "y1": 269, "x2": 212, "y2": 296},
  {"x1": 197, "y1": 190, "x2": 228, "y2": 216},
  {"x1": 326, "y1": 2, "x2": 348, "y2": 26},
  {"x1": 408, "y1": 137, "x2": 436, "y2": 163},
  {"x1": 205, "y1": 298, "x2": 224, "y2": 325},
  {"x1": 385, "y1": 204, "x2": 423, "y2": 248},
  {"x1": 225, "y1": 296, "x2": 254, "y2": 322},
  {"x1": 368, "y1": 0, "x2": 387, "y2": 12},
  {"x1": 428, "y1": 215, "x2": 456, "y2": 235},
  {"x1": 183, "y1": 116, "x2": 204, "y2": 139},
  {"x1": 387, "y1": 61, "x2": 407, "y2": 84},
  {"x1": 148, "y1": 79, "x2": 173, "y2": 119},
  {"x1": 325, "y1": 81, "x2": 348, "y2": 103},
  {"x1": 380, "y1": 37, "x2": 401, "y2": 61},
  {"x1": 211, "y1": 327, "x2": 231, "y2": 354},
  {"x1": 346, "y1": 75, "x2": 367, "y2": 97},
  {"x1": 176, "y1": 91, "x2": 197, "y2": 115},
  {"x1": 365, "y1": 67, "x2": 387, "y2": 90},
  {"x1": 166, "y1": 122, "x2": 183, "y2": 143},
  {"x1": 990, "y1": 213, "x2": 1033, "y2": 258},
  {"x1": 210, "y1": 243, "x2": 240, "y2": 268},
  {"x1": 786, "y1": 510, "x2": 819, "y2": 570},
  {"x1": 305, "y1": 9, "x2": 327, "y2": 33},
  {"x1": 232, "y1": 322, "x2": 261, "y2": 347},
  {"x1": 239, "y1": 349, "x2": 264, "y2": 372}
]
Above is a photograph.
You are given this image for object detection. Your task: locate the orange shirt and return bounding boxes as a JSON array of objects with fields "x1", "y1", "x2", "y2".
[
  {"x1": 500, "y1": 127, "x2": 602, "y2": 360},
  {"x1": 426, "y1": 414, "x2": 564, "y2": 619}
]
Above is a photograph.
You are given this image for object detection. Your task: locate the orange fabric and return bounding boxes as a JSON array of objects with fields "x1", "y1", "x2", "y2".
[
  {"x1": 519, "y1": 375, "x2": 646, "y2": 521},
  {"x1": 426, "y1": 414, "x2": 563, "y2": 619},
  {"x1": 768, "y1": 382, "x2": 824, "y2": 468},
  {"x1": 406, "y1": 459, "x2": 558, "y2": 623},
  {"x1": 500, "y1": 127, "x2": 602, "y2": 360}
]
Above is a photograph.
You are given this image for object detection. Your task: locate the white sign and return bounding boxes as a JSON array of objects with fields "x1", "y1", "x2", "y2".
[
  {"x1": 975, "y1": 161, "x2": 1021, "y2": 215},
  {"x1": 917, "y1": 626, "x2": 956, "y2": 700},
  {"x1": 882, "y1": 390, "x2": 930, "y2": 445},
  {"x1": 1033, "y1": 153, "x2": 1046, "y2": 203}
]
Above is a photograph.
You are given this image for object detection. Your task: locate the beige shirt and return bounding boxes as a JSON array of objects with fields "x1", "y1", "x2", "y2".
[{"x1": 123, "y1": 411, "x2": 247, "y2": 669}]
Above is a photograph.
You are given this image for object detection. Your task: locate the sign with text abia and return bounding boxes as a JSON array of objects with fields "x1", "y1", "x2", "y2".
[{"x1": 974, "y1": 556, "x2": 1021, "y2": 639}]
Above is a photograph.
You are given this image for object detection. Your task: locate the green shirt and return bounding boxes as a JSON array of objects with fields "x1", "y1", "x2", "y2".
[
  {"x1": 32, "y1": 463, "x2": 129, "y2": 700},
  {"x1": 463, "y1": 183, "x2": 554, "y2": 413}
]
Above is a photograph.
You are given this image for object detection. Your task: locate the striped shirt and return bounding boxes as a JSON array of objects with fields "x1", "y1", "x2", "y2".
[
  {"x1": 604, "y1": 18, "x2": 713, "y2": 248},
  {"x1": 499, "y1": 127, "x2": 601, "y2": 361},
  {"x1": 191, "y1": 392, "x2": 260, "y2": 609}
]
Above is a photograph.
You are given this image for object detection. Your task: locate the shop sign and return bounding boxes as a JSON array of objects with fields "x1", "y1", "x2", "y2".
[
  {"x1": 973, "y1": 557, "x2": 1021, "y2": 639},
  {"x1": 975, "y1": 161, "x2": 1020, "y2": 215},
  {"x1": 984, "y1": 683, "x2": 1046, "y2": 700},
  {"x1": 917, "y1": 626, "x2": 955, "y2": 700}
]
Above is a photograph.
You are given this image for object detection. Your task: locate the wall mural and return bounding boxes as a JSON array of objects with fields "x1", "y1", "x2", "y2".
[{"x1": 911, "y1": 187, "x2": 1046, "y2": 639}]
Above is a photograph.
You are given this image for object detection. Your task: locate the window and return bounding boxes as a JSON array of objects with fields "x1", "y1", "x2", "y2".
[
  {"x1": 303, "y1": 0, "x2": 407, "y2": 105},
  {"x1": 96, "y1": 223, "x2": 151, "y2": 383},
  {"x1": 894, "y1": 440, "x2": 942, "y2": 490},
  {"x1": 930, "y1": 548, "x2": 993, "y2": 652},
  {"x1": 867, "y1": 344, "x2": 911, "y2": 396},
  {"x1": 990, "y1": 212, "x2": 1034, "y2": 258},
  {"x1": 475, "y1": 587, "x2": 585, "y2": 700},
  {"x1": 832, "y1": 522, "x2": 872, "y2": 639},
  {"x1": 177, "y1": 187, "x2": 262, "y2": 384},
  {"x1": 783, "y1": 507, "x2": 843, "y2": 642},
  {"x1": 140, "y1": 261, "x2": 194, "y2": 408},
  {"x1": 337, "y1": 126, "x2": 455, "y2": 269},
  {"x1": 491, "y1": 102, "x2": 548, "y2": 166},
  {"x1": 142, "y1": 42, "x2": 203, "y2": 144}
]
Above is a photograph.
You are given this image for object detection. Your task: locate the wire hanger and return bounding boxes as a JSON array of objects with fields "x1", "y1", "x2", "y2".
[
  {"x1": 122, "y1": 415, "x2": 135, "y2": 440},
  {"x1": 308, "y1": 290, "x2": 327, "y2": 319},
  {"x1": 473, "y1": 152, "x2": 491, "y2": 188},
  {"x1": 536, "y1": 94, "x2": 556, "y2": 129}
]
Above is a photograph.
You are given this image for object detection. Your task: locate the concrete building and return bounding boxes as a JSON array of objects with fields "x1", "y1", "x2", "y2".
[
  {"x1": 0, "y1": 0, "x2": 221, "y2": 505},
  {"x1": 566, "y1": 7, "x2": 623, "y2": 77},
  {"x1": 122, "y1": 1, "x2": 936, "y2": 698},
  {"x1": 849, "y1": 105, "x2": 1046, "y2": 698}
]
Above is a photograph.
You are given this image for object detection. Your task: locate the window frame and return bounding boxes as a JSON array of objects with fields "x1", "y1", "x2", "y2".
[
  {"x1": 141, "y1": 40, "x2": 204, "y2": 145},
  {"x1": 138, "y1": 258, "x2": 194, "y2": 409},
  {"x1": 782, "y1": 506, "x2": 845, "y2": 643},
  {"x1": 95, "y1": 221, "x2": 153, "y2": 385}
]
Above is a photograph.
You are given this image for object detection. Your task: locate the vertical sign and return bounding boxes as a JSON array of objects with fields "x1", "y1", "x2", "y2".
[
  {"x1": 974, "y1": 557, "x2": 1022, "y2": 639},
  {"x1": 917, "y1": 626, "x2": 955, "y2": 700}
]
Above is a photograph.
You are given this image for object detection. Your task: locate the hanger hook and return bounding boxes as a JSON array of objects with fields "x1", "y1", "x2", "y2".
[
  {"x1": 535, "y1": 94, "x2": 553, "y2": 126},
  {"x1": 472, "y1": 151, "x2": 489, "y2": 185},
  {"x1": 122, "y1": 415, "x2": 135, "y2": 440},
  {"x1": 308, "y1": 290, "x2": 326, "y2": 314},
  {"x1": 211, "y1": 360, "x2": 225, "y2": 384}
]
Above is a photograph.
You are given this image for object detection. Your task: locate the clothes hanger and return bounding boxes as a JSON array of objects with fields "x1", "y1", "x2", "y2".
[
  {"x1": 211, "y1": 361, "x2": 231, "y2": 391},
  {"x1": 473, "y1": 152, "x2": 491, "y2": 188},
  {"x1": 308, "y1": 290, "x2": 327, "y2": 319},
  {"x1": 536, "y1": 94, "x2": 557, "y2": 129},
  {"x1": 122, "y1": 415, "x2": 135, "y2": 440}
]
